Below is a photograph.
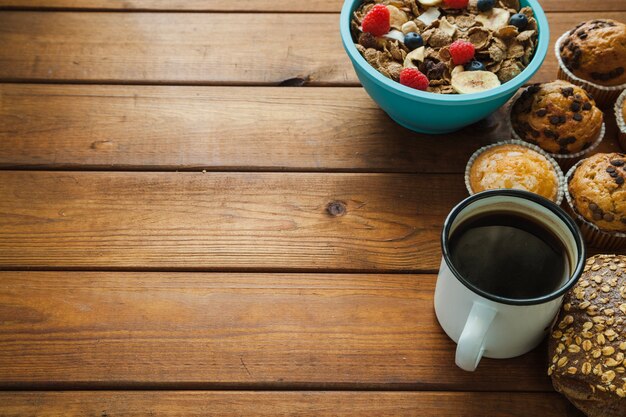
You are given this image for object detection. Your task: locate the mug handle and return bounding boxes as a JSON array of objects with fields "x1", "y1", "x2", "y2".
[{"x1": 455, "y1": 302, "x2": 497, "y2": 372}]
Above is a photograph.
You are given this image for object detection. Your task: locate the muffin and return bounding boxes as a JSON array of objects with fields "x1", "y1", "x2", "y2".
[
  {"x1": 616, "y1": 90, "x2": 626, "y2": 151},
  {"x1": 556, "y1": 19, "x2": 626, "y2": 106},
  {"x1": 465, "y1": 140, "x2": 563, "y2": 203},
  {"x1": 548, "y1": 254, "x2": 626, "y2": 417},
  {"x1": 511, "y1": 81, "x2": 605, "y2": 158},
  {"x1": 566, "y1": 153, "x2": 626, "y2": 249}
]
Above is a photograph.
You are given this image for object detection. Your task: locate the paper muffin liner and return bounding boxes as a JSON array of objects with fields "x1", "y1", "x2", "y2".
[
  {"x1": 555, "y1": 33, "x2": 626, "y2": 107},
  {"x1": 508, "y1": 93, "x2": 606, "y2": 162},
  {"x1": 615, "y1": 89, "x2": 626, "y2": 151},
  {"x1": 465, "y1": 139, "x2": 565, "y2": 205},
  {"x1": 565, "y1": 161, "x2": 626, "y2": 250}
]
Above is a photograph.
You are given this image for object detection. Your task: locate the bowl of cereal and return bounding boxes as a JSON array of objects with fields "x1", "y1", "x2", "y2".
[{"x1": 340, "y1": 0, "x2": 549, "y2": 133}]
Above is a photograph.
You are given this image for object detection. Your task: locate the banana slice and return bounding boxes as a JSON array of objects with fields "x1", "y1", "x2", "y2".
[
  {"x1": 418, "y1": 0, "x2": 442, "y2": 6},
  {"x1": 451, "y1": 71, "x2": 501, "y2": 94},
  {"x1": 475, "y1": 8, "x2": 510, "y2": 31},
  {"x1": 403, "y1": 46, "x2": 425, "y2": 68}
]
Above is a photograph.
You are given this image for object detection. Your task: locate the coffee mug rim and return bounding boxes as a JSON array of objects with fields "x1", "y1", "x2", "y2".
[{"x1": 441, "y1": 189, "x2": 585, "y2": 306}]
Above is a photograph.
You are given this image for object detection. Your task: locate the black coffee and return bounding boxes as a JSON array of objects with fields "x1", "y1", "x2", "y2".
[{"x1": 448, "y1": 212, "x2": 570, "y2": 300}]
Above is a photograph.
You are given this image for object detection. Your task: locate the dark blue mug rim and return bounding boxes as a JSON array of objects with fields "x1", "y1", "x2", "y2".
[{"x1": 441, "y1": 189, "x2": 586, "y2": 306}]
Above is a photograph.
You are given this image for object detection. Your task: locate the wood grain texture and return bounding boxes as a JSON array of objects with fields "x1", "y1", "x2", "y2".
[
  {"x1": 0, "y1": 84, "x2": 508, "y2": 172},
  {"x1": 0, "y1": 391, "x2": 585, "y2": 416},
  {"x1": 0, "y1": 171, "x2": 465, "y2": 271},
  {"x1": 0, "y1": 12, "x2": 352, "y2": 85},
  {"x1": 0, "y1": 0, "x2": 341, "y2": 12},
  {"x1": 0, "y1": 271, "x2": 553, "y2": 390},
  {"x1": 1, "y1": 12, "x2": 624, "y2": 85},
  {"x1": 0, "y1": 0, "x2": 622, "y2": 12},
  {"x1": 1, "y1": 84, "x2": 622, "y2": 171}
]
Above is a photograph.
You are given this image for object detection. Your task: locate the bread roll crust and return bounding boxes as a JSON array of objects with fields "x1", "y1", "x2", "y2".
[{"x1": 549, "y1": 255, "x2": 626, "y2": 416}]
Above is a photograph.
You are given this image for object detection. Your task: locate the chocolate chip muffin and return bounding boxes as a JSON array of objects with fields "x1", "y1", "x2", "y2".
[
  {"x1": 568, "y1": 153, "x2": 626, "y2": 234},
  {"x1": 548, "y1": 254, "x2": 626, "y2": 417},
  {"x1": 511, "y1": 81, "x2": 604, "y2": 156},
  {"x1": 556, "y1": 19, "x2": 626, "y2": 106},
  {"x1": 559, "y1": 19, "x2": 626, "y2": 87},
  {"x1": 466, "y1": 141, "x2": 563, "y2": 203}
]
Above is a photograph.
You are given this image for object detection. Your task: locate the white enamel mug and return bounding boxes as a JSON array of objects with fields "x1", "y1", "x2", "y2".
[{"x1": 434, "y1": 190, "x2": 585, "y2": 372}]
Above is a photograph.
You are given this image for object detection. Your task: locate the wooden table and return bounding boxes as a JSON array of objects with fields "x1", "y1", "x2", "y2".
[{"x1": 0, "y1": 1, "x2": 625, "y2": 415}]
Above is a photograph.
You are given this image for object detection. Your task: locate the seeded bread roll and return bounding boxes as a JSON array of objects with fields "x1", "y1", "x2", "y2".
[
  {"x1": 568, "y1": 153, "x2": 626, "y2": 233},
  {"x1": 559, "y1": 19, "x2": 626, "y2": 87},
  {"x1": 511, "y1": 81, "x2": 603, "y2": 155},
  {"x1": 549, "y1": 255, "x2": 626, "y2": 417}
]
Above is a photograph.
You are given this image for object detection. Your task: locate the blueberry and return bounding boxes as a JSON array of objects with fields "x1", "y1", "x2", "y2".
[
  {"x1": 465, "y1": 60, "x2": 486, "y2": 71},
  {"x1": 509, "y1": 13, "x2": 528, "y2": 30},
  {"x1": 477, "y1": 0, "x2": 495, "y2": 12},
  {"x1": 404, "y1": 32, "x2": 424, "y2": 51}
]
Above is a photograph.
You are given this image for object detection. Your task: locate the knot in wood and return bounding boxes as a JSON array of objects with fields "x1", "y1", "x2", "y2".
[{"x1": 326, "y1": 201, "x2": 346, "y2": 217}]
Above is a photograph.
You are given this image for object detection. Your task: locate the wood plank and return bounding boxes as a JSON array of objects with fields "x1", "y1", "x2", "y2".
[
  {"x1": 0, "y1": 0, "x2": 622, "y2": 13},
  {"x1": 0, "y1": 12, "x2": 352, "y2": 85},
  {"x1": 0, "y1": 391, "x2": 585, "y2": 416},
  {"x1": 1, "y1": 84, "x2": 622, "y2": 172},
  {"x1": 0, "y1": 171, "x2": 465, "y2": 271},
  {"x1": 1, "y1": 12, "x2": 624, "y2": 85},
  {"x1": 0, "y1": 84, "x2": 507, "y2": 172},
  {"x1": 0, "y1": 271, "x2": 554, "y2": 390},
  {"x1": 0, "y1": 0, "x2": 341, "y2": 12}
]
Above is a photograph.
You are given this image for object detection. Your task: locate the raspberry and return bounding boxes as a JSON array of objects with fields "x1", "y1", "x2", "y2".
[
  {"x1": 362, "y1": 4, "x2": 390, "y2": 37},
  {"x1": 399, "y1": 68, "x2": 429, "y2": 90},
  {"x1": 449, "y1": 40, "x2": 475, "y2": 66},
  {"x1": 443, "y1": 0, "x2": 469, "y2": 8}
]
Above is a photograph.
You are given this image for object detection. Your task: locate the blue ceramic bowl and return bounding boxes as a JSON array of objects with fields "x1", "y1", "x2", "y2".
[{"x1": 340, "y1": 0, "x2": 549, "y2": 134}]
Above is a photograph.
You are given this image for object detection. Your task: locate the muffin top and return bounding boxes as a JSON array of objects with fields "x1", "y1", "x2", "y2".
[
  {"x1": 512, "y1": 80, "x2": 604, "y2": 155},
  {"x1": 559, "y1": 19, "x2": 626, "y2": 87},
  {"x1": 568, "y1": 153, "x2": 626, "y2": 233},
  {"x1": 548, "y1": 255, "x2": 626, "y2": 417},
  {"x1": 469, "y1": 143, "x2": 560, "y2": 201}
]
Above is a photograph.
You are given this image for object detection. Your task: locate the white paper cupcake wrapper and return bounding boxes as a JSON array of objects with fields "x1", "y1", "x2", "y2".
[
  {"x1": 555, "y1": 33, "x2": 626, "y2": 106},
  {"x1": 565, "y1": 161, "x2": 626, "y2": 250},
  {"x1": 465, "y1": 139, "x2": 565, "y2": 205},
  {"x1": 615, "y1": 89, "x2": 626, "y2": 145},
  {"x1": 508, "y1": 91, "x2": 606, "y2": 160}
]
